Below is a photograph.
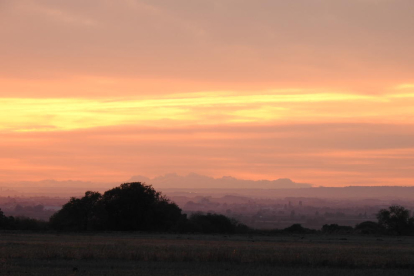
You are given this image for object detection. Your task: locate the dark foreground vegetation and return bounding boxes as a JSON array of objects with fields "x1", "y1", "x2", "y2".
[
  {"x1": 2, "y1": 182, "x2": 414, "y2": 275},
  {"x1": 2, "y1": 182, "x2": 414, "y2": 237},
  {"x1": 47, "y1": 182, "x2": 249, "y2": 234}
]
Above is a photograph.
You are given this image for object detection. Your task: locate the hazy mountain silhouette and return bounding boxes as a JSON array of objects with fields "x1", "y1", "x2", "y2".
[
  {"x1": 128, "y1": 173, "x2": 312, "y2": 189},
  {"x1": 3, "y1": 177, "x2": 414, "y2": 199},
  {"x1": 0, "y1": 175, "x2": 311, "y2": 197}
]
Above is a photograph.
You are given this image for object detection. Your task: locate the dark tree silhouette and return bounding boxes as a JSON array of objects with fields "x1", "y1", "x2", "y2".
[
  {"x1": 50, "y1": 182, "x2": 184, "y2": 232},
  {"x1": 322, "y1": 224, "x2": 353, "y2": 234},
  {"x1": 1, "y1": 207, "x2": 49, "y2": 231},
  {"x1": 284, "y1": 223, "x2": 314, "y2": 234},
  {"x1": 50, "y1": 191, "x2": 102, "y2": 231},
  {"x1": 0, "y1": 208, "x2": 16, "y2": 230},
  {"x1": 100, "y1": 182, "x2": 183, "y2": 231},
  {"x1": 376, "y1": 205, "x2": 414, "y2": 235},
  {"x1": 355, "y1": 221, "x2": 384, "y2": 235},
  {"x1": 188, "y1": 213, "x2": 238, "y2": 234},
  {"x1": 0, "y1": 208, "x2": 7, "y2": 228},
  {"x1": 49, "y1": 182, "x2": 252, "y2": 233}
]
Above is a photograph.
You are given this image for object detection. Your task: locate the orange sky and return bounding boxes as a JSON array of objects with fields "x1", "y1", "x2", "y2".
[{"x1": 1, "y1": 0, "x2": 414, "y2": 187}]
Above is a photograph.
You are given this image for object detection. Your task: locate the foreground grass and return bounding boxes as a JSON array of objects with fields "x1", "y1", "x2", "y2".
[
  {"x1": 1, "y1": 232, "x2": 414, "y2": 275},
  {"x1": 5, "y1": 260, "x2": 414, "y2": 276}
]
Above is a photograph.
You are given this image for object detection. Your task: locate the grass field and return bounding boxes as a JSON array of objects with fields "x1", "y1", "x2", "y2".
[{"x1": 1, "y1": 232, "x2": 414, "y2": 275}]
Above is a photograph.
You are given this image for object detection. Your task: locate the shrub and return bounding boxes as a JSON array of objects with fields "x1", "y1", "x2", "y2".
[
  {"x1": 188, "y1": 213, "x2": 249, "y2": 234},
  {"x1": 376, "y1": 205, "x2": 414, "y2": 235},
  {"x1": 355, "y1": 221, "x2": 384, "y2": 235},
  {"x1": 284, "y1": 224, "x2": 315, "y2": 234},
  {"x1": 322, "y1": 224, "x2": 353, "y2": 234}
]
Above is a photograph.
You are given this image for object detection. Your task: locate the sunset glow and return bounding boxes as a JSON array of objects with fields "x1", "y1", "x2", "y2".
[{"x1": 1, "y1": 0, "x2": 414, "y2": 187}]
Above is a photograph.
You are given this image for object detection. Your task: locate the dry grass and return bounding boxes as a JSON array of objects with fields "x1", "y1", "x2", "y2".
[
  {"x1": 1, "y1": 232, "x2": 414, "y2": 270},
  {"x1": 5, "y1": 260, "x2": 414, "y2": 276}
]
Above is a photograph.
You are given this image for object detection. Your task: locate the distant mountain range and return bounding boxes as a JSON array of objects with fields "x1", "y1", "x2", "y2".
[
  {"x1": 0, "y1": 174, "x2": 311, "y2": 197},
  {"x1": 128, "y1": 173, "x2": 312, "y2": 189},
  {"x1": 1, "y1": 175, "x2": 414, "y2": 199}
]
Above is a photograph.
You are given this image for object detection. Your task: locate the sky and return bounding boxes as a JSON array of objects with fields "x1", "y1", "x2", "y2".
[{"x1": 1, "y1": 0, "x2": 414, "y2": 187}]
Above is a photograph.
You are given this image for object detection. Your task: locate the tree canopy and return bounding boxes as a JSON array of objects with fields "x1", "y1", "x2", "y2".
[
  {"x1": 50, "y1": 191, "x2": 102, "y2": 231},
  {"x1": 376, "y1": 205, "x2": 414, "y2": 235},
  {"x1": 101, "y1": 182, "x2": 183, "y2": 231},
  {"x1": 50, "y1": 182, "x2": 184, "y2": 232}
]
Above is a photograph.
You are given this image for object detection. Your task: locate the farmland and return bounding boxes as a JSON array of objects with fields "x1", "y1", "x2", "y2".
[{"x1": 1, "y1": 232, "x2": 414, "y2": 275}]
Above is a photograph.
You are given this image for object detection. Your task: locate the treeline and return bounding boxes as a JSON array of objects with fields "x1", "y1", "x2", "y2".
[
  {"x1": 245, "y1": 205, "x2": 414, "y2": 236},
  {"x1": 47, "y1": 182, "x2": 249, "y2": 234},
  {"x1": 1, "y1": 182, "x2": 248, "y2": 234},
  {"x1": 0, "y1": 209, "x2": 48, "y2": 231},
  {"x1": 1, "y1": 182, "x2": 414, "y2": 236}
]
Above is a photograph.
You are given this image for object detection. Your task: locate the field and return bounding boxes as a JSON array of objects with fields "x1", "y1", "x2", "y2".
[{"x1": 1, "y1": 232, "x2": 414, "y2": 275}]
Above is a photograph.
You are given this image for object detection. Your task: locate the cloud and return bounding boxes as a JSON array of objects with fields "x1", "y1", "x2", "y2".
[
  {"x1": 1, "y1": 89, "x2": 413, "y2": 132},
  {"x1": 1, "y1": 0, "x2": 413, "y2": 86},
  {"x1": 1, "y1": 0, "x2": 414, "y2": 187},
  {"x1": 1, "y1": 123, "x2": 414, "y2": 186}
]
